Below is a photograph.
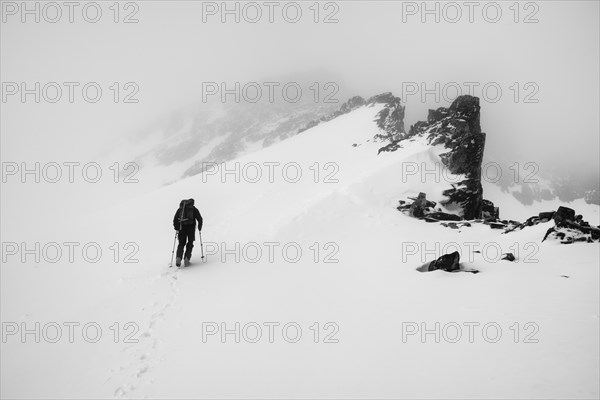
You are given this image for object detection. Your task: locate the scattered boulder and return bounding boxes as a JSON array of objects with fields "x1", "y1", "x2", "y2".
[
  {"x1": 501, "y1": 253, "x2": 516, "y2": 262},
  {"x1": 397, "y1": 192, "x2": 438, "y2": 218},
  {"x1": 427, "y1": 251, "x2": 461, "y2": 272},
  {"x1": 440, "y1": 221, "x2": 472, "y2": 229}
]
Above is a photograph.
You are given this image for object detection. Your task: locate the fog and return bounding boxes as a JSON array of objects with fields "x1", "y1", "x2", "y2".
[{"x1": 2, "y1": 0, "x2": 599, "y2": 178}]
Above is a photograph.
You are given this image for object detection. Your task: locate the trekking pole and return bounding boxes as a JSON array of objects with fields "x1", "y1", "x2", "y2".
[
  {"x1": 169, "y1": 231, "x2": 178, "y2": 267},
  {"x1": 199, "y1": 231, "x2": 205, "y2": 262}
]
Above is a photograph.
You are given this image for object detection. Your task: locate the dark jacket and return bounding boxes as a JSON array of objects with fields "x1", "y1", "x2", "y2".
[{"x1": 173, "y1": 199, "x2": 203, "y2": 231}]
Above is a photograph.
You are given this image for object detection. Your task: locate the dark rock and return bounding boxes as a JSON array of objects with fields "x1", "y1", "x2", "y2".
[
  {"x1": 538, "y1": 211, "x2": 555, "y2": 222},
  {"x1": 544, "y1": 209, "x2": 600, "y2": 242},
  {"x1": 542, "y1": 219, "x2": 600, "y2": 243},
  {"x1": 426, "y1": 212, "x2": 463, "y2": 221},
  {"x1": 554, "y1": 206, "x2": 576, "y2": 226},
  {"x1": 299, "y1": 95, "x2": 367, "y2": 133},
  {"x1": 367, "y1": 92, "x2": 397, "y2": 105},
  {"x1": 448, "y1": 95, "x2": 481, "y2": 134},
  {"x1": 369, "y1": 93, "x2": 405, "y2": 143},
  {"x1": 428, "y1": 251, "x2": 461, "y2": 272},
  {"x1": 408, "y1": 120, "x2": 430, "y2": 137},
  {"x1": 410, "y1": 192, "x2": 429, "y2": 218},
  {"x1": 427, "y1": 107, "x2": 450, "y2": 124},
  {"x1": 407, "y1": 193, "x2": 436, "y2": 208},
  {"x1": 481, "y1": 199, "x2": 500, "y2": 220},
  {"x1": 438, "y1": 141, "x2": 485, "y2": 219},
  {"x1": 398, "y1": 192, "x2": 466, "y2": 222},
  {"x1": 501, "y1": 253, "x2": 516, "y2": 261},
  {"x1": 340, "y1": 96, "x2": 366, "y2": 113},
  {"x1": 377, "y1": 142, "x2": 402, "y2": 154}
]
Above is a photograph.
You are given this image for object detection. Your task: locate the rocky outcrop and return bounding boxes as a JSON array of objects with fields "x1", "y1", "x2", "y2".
[
  {"x1": 298, "y1": 95, "x2": 366, "y2": 134},
  {"x1": 369, "y1": 92, "x2": 405, "y2": 143},
  {"x1": 542, "y1": 206, "x2": 600, "y2": 243},
  {"x1": 340, "y1": 95, "x2": 367, "y2": 113},
  {"x1": 298, "y1": 92, "x2": 404, "y2": 136},
  {"x1": 505, "y1": 206, "x2": 600, "y2": 244},
  {"x1": 422, "y1": 96, "x2": 486, "y2": 219},
  {"x1": 389, "y1": 95, "x2": 491, "y2": 220}
]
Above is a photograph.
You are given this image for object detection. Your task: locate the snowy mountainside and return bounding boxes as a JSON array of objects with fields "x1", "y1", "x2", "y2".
[
  {"x1": 489, "y1": 171, "x2": 600, "y2": 218},
  {"x1": 1, "y1": 96, "x2": 599, "y2": 399},
  {"x1": 107, "y1": 97, "x2": 339, "y2": 188},
  {"x1": 484, "y1": 178, "x2": 600, "y2": 225}
]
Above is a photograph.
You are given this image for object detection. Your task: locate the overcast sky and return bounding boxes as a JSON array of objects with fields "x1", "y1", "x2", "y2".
[{"x1": 2, "y1": 1, "x2": 599, "y2": 177}]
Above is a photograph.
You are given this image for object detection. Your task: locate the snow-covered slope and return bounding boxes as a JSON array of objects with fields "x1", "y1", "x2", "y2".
[
  {"x1": 105, "y1": 92, "x2": 341, "y2": 190},
  {"x1": 2, "y1": 102, "x2": 599, "y2": 399}
]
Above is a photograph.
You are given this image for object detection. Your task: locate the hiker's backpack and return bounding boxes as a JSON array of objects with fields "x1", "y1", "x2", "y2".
[{"x1": 178, "y1": 200, "x2": 195, "y2": 226}]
